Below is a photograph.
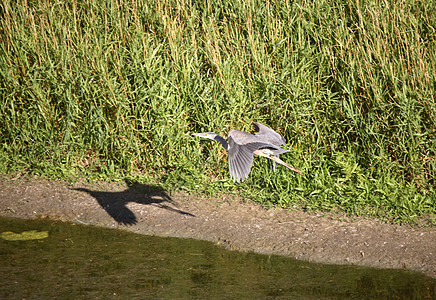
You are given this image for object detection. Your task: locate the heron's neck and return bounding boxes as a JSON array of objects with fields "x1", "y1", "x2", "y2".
[{"x1": 214, "y1": 135, "x2": 229, "y2": 150}]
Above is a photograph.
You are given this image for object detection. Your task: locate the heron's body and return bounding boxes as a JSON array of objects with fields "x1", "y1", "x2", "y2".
[{"x1": 193, "y1": 122, "x2": 302, "y2": 182}]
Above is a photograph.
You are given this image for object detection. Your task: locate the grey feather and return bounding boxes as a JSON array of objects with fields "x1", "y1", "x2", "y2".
[{"x1": 192, "y1": 122, "x2": 301, "y2": 182}]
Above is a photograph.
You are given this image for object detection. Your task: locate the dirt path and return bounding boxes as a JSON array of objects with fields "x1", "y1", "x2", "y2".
[{"x1": 1, "y1": 178, "x2": 435, "y2": 278}]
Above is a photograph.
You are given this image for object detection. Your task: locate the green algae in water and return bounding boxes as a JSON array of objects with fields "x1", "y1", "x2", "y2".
[
  {"x1": 1, "y1": 230, "x2": 49, "y2": 241},
  {"x1": 0, "y1": 217, "x2": 435, "y2": 299}
]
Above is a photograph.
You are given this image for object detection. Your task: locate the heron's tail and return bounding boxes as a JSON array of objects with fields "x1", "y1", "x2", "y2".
[{"x1": 268, "y1": 155, "x2": 302, "y2": 174}]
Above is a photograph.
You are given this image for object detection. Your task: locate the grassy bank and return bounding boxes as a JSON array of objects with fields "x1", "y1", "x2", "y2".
[{"x1": 1, "y1": 0, "x2": 435, "y2": 224}]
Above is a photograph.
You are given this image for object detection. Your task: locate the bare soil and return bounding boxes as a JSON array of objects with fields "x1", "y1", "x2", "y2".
[{"x1": 1, "y1": 177, "x2": 435, "y2": 278}]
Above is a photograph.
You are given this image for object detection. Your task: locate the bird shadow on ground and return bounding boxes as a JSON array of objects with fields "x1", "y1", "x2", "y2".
[{"x1": 72, "y1": 181, "x2": 195, "y2": 225}]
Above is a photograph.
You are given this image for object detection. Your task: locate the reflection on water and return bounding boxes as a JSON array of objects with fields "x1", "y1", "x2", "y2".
[{"x1": 0, "y1": 217, "x2": 434, "y2": 299}]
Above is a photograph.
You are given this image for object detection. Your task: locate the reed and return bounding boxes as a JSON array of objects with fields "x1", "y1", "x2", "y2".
[{"x1": 1, "y1": 0, "x2": 435, "y2": 223}]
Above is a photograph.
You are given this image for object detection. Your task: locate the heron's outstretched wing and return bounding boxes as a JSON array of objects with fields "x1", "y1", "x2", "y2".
[
  {"x1": 252, "y1": 122, "x2": 286, "y2": 145},
  {"x1": 228, "y1": 130, "x2": 277, "y2": 182}
]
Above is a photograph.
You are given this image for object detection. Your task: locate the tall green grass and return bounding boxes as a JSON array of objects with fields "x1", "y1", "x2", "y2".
[{"x1": 1, "y1": 0, "x2": 435, "y2": 224}]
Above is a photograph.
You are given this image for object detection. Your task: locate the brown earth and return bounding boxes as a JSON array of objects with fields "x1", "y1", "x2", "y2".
[{"x1": 0, "y1": 177, "x2": 435, "y2": 278}]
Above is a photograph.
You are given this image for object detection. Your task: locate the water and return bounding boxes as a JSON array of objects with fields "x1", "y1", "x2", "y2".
[{"x1": 0, "y1": 217, "x2": 434, "y2": 299}]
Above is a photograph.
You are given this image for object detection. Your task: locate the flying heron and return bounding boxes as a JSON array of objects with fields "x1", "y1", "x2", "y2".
[{"x1": 192, "y1": 122, "x2": 302, "y2": 182}]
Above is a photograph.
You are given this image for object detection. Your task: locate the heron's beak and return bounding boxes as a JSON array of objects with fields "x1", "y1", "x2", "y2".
[{"x1": 192, "y1": 132, "x2": 209, "y2": 139}]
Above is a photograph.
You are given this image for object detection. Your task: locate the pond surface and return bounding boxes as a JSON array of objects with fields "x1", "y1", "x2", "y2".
[{"x1": 0, "y1": 217, "x2": 434, "y2": 299}]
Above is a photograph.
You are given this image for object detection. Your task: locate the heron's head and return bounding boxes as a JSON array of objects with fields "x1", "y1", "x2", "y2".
[{"x1": 192, "y1": 132, "x2": 218, "y2": 140}]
